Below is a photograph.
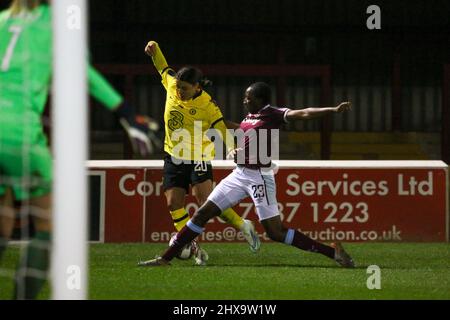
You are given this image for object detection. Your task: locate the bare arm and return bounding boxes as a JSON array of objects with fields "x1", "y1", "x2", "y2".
[
  {"x1": 286, "y1": 101, "x2": 352, "y2": 121},
  {"x1": 144, "y1": 41, "x2": 176, "y2": 92},
  {"x1": 212, "y1": 120, "x2": 236, "y2": 153}
]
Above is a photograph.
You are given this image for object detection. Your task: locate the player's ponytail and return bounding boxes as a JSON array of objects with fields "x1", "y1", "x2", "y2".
[
  {"x1": 176, "y1": 66, "x2": 213, "y2": 88},
  {"x1": 199, "y1": 78, "x2": 213, "y2": 88}
]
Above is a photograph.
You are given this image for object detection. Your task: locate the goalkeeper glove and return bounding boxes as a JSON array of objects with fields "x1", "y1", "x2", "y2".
[{"x1": 114, "y1": 102, "x2": 162, "y2": 157}]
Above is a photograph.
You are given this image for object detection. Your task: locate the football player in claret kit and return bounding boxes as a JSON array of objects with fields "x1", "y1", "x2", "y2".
[
  {"x1": 0, "y1": 0, "x2": 157, "y2": 299},
  {"x1": 139, "y1": 82, "x2": 356, "y2": 268},
  {"x1": 139, "y1": 41, "x2": 260, "y2": 266}
]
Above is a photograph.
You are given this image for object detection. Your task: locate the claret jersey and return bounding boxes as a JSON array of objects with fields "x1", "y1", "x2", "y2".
[{"x1": 236, "y1": 105, "x2": 291, "y2": 168}]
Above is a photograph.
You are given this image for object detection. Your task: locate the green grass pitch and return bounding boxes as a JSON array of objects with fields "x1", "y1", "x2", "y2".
[{"x1": 0, "y1": 243, "x2": 449, "y2": 300}]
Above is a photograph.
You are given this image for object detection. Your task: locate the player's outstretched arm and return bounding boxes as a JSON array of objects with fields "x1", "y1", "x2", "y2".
[
  {"x1": 213, "y1": 119, "x2": 237, "y2": 154},
  {"x1": 144, "y1": 40, "x2": 170, "y2": 75},
  {"x1": 285, "y1": 101, "x2": 352, "y2": 121},
  {"x1": 88, "y1": 65, "x2": 123, "y2": 110}
]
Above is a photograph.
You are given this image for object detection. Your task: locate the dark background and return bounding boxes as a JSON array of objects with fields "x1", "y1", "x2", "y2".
[
  {"x1": 1, "y1": 1, "x2": 447, "y2": 88},
  {"x1": 1, "y1": 0, "x2": 447, "y2": 88},
  {"x1": 85, "y1": 0, "x2": 449, "y2": 78}
]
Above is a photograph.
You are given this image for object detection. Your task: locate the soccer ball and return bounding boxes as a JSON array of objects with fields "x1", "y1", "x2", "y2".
[{"x1": 169, "y1": 234, "x2": 194, "y2": 260}]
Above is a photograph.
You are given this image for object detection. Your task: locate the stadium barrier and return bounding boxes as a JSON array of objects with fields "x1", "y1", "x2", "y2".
[{"x1": 87, "y1": 160, "x2": 449, "y2": 243}]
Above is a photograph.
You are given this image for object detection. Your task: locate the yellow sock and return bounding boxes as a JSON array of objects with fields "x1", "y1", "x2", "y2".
[
  {"x1": 170, "y1": 208, "x2": 190, "y2": 231},
  {"x1": 219, "y1": 208, "x2": 244, "y2": 230}
]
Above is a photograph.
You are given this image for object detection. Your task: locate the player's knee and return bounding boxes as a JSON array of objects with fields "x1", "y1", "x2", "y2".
[
  {"x1": 34, "y1": 219, "x2": 51, "y2": 233},
  {"x1": 192, "y1": 208, "x2": 213, "y2": 225},
  {"x1": 192, "y1": 201, "x2": 221, "y2": 226},
  {"x1": 0, "y1": 210, "x2": 15, "y2": 238},
  {"x1": 165, "y1": 191, "x2": 185, "y2": 212},
  {"x1": 30, "y1": 204, "x2": 52, "y2": 233},
  {"x1": 193, "y1": 188, "x2": 210, "y2": 206},
  {"x1": 265, "y1": 224, "x2": 287, "y2": 243},
  {"x1": 266, "y1": 229, "x2": 284, "y2": 242}
]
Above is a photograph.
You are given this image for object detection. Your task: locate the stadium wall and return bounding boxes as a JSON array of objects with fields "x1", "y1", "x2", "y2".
[
  {"x1": 87, "y1": 160, "x2": 449, "y2": 244},
  {"x1": 92, "y1": 65, "x2": 443, "y2": 133},
  {"x1": 90, "y1": 64, "x2": 445, "y2": 162}
]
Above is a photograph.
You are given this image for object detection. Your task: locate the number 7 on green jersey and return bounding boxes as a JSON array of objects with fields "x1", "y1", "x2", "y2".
[{"x1": 1, "y1": 26, "x2": 22, "y2": 72}]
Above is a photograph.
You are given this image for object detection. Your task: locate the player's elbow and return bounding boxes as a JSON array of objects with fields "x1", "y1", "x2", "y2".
[
  {"x1": 287, "y1": 110, "x2": 310, "y2": 121},
  {"x1": 299, "y1": 110, "x2": 312, "y2": 119}
]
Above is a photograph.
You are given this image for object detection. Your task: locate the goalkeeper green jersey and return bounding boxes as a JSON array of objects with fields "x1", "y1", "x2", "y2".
[
  {"x1": 0, "y1": 4, "x2": 124, "y2": 199},
  {"x1": 0, "y1": 4, "x2": 123, "y2": 145}
]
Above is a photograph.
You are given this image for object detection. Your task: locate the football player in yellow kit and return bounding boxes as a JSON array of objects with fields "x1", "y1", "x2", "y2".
[{"x1": 140, "y1": 41, "x2": 260, "y2": 266}]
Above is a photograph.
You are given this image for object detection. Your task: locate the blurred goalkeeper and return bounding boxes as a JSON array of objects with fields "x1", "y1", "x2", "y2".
[{"x1": 0, "y1": 0, "x2": 158, "y2": 299}]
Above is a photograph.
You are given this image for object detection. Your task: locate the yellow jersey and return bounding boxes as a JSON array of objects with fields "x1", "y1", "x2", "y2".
[{"x1": 150, "y1": 42, "x2": 233, "y2": 161}]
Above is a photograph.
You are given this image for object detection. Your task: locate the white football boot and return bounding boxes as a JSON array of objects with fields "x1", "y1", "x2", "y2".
[
  {"x1": 191, "y1": 240, "x2": 209, "y2": 266},
  {"x1": 241, "y1": 219, "x2": 261, "y2": 253}
]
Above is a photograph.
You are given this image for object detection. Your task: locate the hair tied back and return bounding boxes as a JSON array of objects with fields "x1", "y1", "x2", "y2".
[{"x1": 199, "y1": 78, "x2": 213, "y2": 88}]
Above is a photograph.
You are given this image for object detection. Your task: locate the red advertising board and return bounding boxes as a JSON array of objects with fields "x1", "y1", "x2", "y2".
[
  {"x1": 103, "y1": 168, "x2": 145, "y2": 242},
  {"x1": 88, "y1": 160, "x2": 449, "y2": 243}
]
